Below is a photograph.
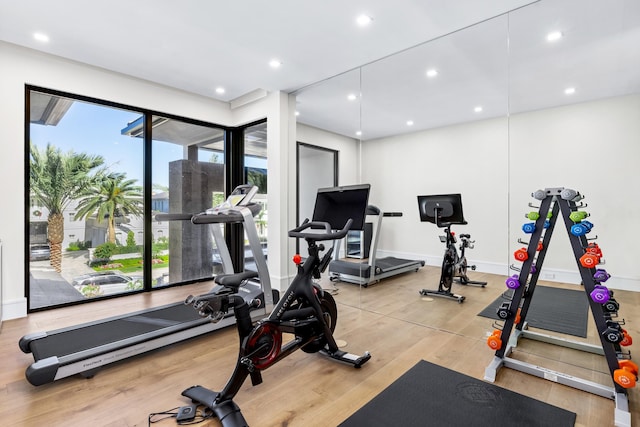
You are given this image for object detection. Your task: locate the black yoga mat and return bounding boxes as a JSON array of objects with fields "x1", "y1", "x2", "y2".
[
  {"x1": 477, "y1": 285, "x2": 589, "y2": 338},
  {"x1": 339, "y1": 360, "x2": 576, "y2": 427}
]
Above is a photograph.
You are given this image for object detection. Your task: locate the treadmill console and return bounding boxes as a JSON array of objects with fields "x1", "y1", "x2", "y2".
[{"x1": 206, "y1": 185, "x2": 258, "y2": 214}]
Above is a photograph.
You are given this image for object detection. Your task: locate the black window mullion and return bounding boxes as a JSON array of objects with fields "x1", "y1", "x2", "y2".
[
  {"x1": 226, "y1": 128, "x2": 245, "y2": 272},
  {"x1": 143, "y1": 113, "x2": 153, "y2": 290}
]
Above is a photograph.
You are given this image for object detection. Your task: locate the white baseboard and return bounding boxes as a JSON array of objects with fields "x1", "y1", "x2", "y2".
[
  {"x1": 2, "y1": 297, "x2": 27, "y2": 321},
  {"x1": 376, "y1": 250, "x2": 639, "y2": 292}
]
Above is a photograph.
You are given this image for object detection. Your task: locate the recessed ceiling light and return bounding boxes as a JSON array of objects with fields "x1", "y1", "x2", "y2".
[
  {"x1": 269, "y1": 59, "x2": 282, "y2": 68},
  {"x1": 426, "y1": 69, "x2": 438, "y2": 78},
  {"x1": 474, "y1": 106, "x2": 483, "y2": 113},
  {"x1": 356, "y1": 15, "x2": 373, "y2": 26},
  {"x1": 547, "y1": 31, "x2": 563, "y2": 42},
  {"x1": 295, "y1": 111, "x2": 300, "y2": 116},
  {"x1": 347, "y1": 93, "x2": 357, "y2": 101},
  {"x1": 406, "y1": 120, "x2": 414, "y2": 126},
  {"x1": 33, "y1": 32, "x2": 49, "y2": 43},
  {"x1": 215, "y1": 87, "x2": 225, "y2": 94},
  {"x1": 564, "y1": 87, "x2": 576, "y2": 95},
  {"x1": 356, "y1": 130, "x2": 362, "y2": 136}
]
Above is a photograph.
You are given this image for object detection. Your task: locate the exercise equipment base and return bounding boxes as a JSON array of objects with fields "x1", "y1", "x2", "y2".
[
  {"x1": 454, "y1": 278, "x2": 487, "y2": 288},
  {"x1": 419, "y1": 289, "x2": 465, "y2": 303},
  {"x1": 486, "y1": 322, "x2": 631, "y2": 427}
]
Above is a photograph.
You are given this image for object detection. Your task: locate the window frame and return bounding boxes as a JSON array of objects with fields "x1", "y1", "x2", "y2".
[{"x1": 24, "y1": 85, "x2": 255, "y2": 312}]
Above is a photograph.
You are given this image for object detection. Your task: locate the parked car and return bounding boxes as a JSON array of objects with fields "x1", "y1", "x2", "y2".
[
  {"x1": 72, "y1": 271, "x2": 143, "y2": 296},
  {"x1": 30, "y1": 244, "x2": 51, "y2": 261}
]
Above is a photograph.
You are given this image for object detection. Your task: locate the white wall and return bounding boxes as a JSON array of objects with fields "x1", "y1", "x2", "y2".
[
  {"x1": 358, "y1": 94, "x2": 640, "y2": 291},
  {"x1": 231, "y1": 91, "x2": 297, "y2": 290},
  {"x1": 0, "y1": 42, "x2": 293, "y2": 319},
  {"x1": 361, "y1": 117, "x2": 510, "y2": 274},
  {"x1": 297, "y1": 123, "x2": 360, "y2": 186},
  {"x1": 508, "y1": 94, "x2": 640, "y2": 290}
]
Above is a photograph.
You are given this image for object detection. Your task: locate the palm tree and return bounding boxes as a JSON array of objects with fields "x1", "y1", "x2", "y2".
[
  {"x1": 247, "y1": 168, "x2": 267, "y2": 193},
  {"x1": 74, "y1": 172, "x2": 143, "y2": 244},
  {"x1": 30, "y1": 143, "x2": 105, "y2": 272}
]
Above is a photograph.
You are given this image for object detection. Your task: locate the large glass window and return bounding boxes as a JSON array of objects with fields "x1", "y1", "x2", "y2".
[
  {"x1": 27, "y1": 88, "x2": 231, "y2": 310},
  {"x1": 144, "y1": 115, "x2": 226, "y2": 287},
  {"x1": 243, "y1": 121, "x2": 267, "y2": 271},
  {"x1": 28, "y1": 90, "x2": 144, "y2": 309}
]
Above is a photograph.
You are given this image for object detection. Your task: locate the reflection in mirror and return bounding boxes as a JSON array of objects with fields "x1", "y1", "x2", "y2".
[
  {"x1": 507, "y1": 0, "x2": 640, "y2": 293},
  {"x1": 360, "y1": 16, "x2": 509, "y2": 140},
  {"x1": 358, "y1": 15, "x2": 510, "y2": 320},
  {"x1": 296, "y1": 143, "x2": 338, "y2": 256},
  {"x1": 295, "y1": 69, "x2": 363, "y2": 140},
  {"x1": 294, "y1": 69, "x2": 363, "y2": 302}
]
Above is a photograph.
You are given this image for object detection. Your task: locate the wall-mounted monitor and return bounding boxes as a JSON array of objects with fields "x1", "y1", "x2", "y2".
[
  {"x1": 312, "y1": 184, "x2": 371, "y2": 230},
  {"x1": 417, "y1": 193, "x2": 467, "y2": 226}
]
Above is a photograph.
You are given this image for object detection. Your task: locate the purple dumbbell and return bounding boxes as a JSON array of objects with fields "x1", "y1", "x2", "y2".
[
  {"x1": 594, "y1": 269, "x2": 610, "y2": 283},
  {"x1": 590, "y1": 285, "x2": 610, "y2": 304},
  {"x1": 505, "y1": 275, "x2": 520, "y2": 289}
]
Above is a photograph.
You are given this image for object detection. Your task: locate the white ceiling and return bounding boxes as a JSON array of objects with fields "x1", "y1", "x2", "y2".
[{"x1": 1, "y1": 0, "x2": 639, "y2": 140}]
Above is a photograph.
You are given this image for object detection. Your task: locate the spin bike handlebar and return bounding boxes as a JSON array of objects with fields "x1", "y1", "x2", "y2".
[{"x1": 288, "y1": 219, "x2": 353, "y2": 241}]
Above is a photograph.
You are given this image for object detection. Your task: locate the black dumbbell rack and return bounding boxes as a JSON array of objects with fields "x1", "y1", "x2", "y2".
[{"x1": 484, "y1": 187, "x2": 633, "y2": 427}]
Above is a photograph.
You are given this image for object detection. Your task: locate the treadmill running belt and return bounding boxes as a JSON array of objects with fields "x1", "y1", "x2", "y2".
[
  {"x1": 373, "y1": 257, "x2": 416, "y2": 273},
  {"x1": 30, "y1": 304, "x2": 202, "y2": 360}
]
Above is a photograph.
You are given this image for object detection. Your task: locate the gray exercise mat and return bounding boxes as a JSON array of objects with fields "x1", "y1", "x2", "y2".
[{"x1": 478, "y1": 285, "x2": 589, "y2": 338}]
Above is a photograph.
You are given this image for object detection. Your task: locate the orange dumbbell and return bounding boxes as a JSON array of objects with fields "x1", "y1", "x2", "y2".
[
  {"x1": 620, "y1": 329, "x2": 633, "y2": 347},
  {"x1": 586, "y1": 242, "x2": 603, "y2": 257},
  {"x1": 614, "y1": 360, "x2": 638, "y2": 389},
  {"x1": 514, "y1": 248, "x2": 528, "y2": 262},
  {"x1": 580, "y1": 252, "x2": 600, "y2": 268},
  {"x1": 487, "y1": 330, "x2": 503, "y2": 350}
]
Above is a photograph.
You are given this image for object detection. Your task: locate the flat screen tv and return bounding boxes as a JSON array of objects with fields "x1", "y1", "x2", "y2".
[
  {"x1": 312, "y1": 184, "x2": 371, "y2": 231},
  {"x1": 417, "y1": 193, "x2": 466, "y2": 226}
]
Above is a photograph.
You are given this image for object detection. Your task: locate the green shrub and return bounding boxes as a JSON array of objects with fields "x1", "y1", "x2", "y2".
[
  {"x1": 94, "y1": 242, "x2": 116, "y2": 260},
  {"x1": 113, "y1": 245, "x2": 141, "y2": 255},
  {"x1": 126, "y1": 231, "x2": 136, "y2": 248},
  {"x1": 67, "y1": 240, "x2": 91, "y2": 251}
]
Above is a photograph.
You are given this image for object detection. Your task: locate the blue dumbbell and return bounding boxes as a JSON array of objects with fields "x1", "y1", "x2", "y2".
[
  {"x1": 522, "y1": 223, "x2": 536, "y2": 234},
  {"x1": 571, "y1": 220, "x2": 594, "y2": 236}
]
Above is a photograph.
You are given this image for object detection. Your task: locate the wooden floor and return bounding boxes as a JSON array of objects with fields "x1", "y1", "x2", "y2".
[{"x1": 1, "y1": 266, "x2": 638, "y2": 426}]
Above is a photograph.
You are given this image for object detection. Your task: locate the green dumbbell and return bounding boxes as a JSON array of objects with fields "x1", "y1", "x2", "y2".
[
  {"x1": 569, "y1": 211, "x2": 589, "y2": 223},
  {"x1": 525, "y1": 212, "x2": 540, "y2": 220}
]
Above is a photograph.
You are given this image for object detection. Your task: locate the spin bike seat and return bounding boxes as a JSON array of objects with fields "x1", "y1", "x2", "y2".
[{"x1": 214, "y1": 271, "x2": 259, "y2": 291}]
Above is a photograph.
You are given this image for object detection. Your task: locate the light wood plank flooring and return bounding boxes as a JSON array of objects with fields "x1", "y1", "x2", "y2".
[{"x1": 1, "y1": 266, "x2": 638, "y2": 426}]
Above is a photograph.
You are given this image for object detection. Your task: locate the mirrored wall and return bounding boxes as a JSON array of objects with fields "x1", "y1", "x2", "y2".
[{"x1": 293, "y1": 0, "x2": 640, "y2": 323}]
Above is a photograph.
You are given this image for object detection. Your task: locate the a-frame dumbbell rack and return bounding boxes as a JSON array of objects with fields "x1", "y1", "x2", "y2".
[{"x1": 484, "y1": 188, "x2": 633, "y2": 427}]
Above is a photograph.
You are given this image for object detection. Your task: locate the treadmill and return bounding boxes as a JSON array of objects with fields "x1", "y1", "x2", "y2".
[
  {"x1": 329, "y1": 205, "x2": 425, "y2": 287},
  {"x1": 19, "y1": 185, "x2": 277, "y2": 386}
]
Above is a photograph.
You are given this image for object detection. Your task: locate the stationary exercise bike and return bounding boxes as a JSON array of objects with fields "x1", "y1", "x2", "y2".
[
  {"x1": 417, "y1": 194, "x2": 485, "y2": 303},
  {"x1": 180, "y1": 218, "x2": 371, "y2": 426},
  {"x1": 451, "y1": 232, "x2": 486, "y2": 287}
]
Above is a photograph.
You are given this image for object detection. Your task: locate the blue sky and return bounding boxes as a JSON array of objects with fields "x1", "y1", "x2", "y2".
[
  {"x1": 30, "y1": 99, "x2": 266, "y2": 189},
  {"x1": 31, "y1": 100, "x2": 149, "y2": 185}
]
